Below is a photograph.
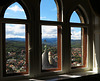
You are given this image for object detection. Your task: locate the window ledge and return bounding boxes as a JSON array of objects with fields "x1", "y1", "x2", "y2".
[{"x1": 14, "y1": 71, "x2": 98, "y2": 81}]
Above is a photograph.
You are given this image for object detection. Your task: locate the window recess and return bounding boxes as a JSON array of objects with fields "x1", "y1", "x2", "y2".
[
  {"x1": 70, "y1": 10, "x2": 88, "y2": 69},
  {"x1": 40, "y1": 0, "x2": 62, "y2": 72},
  {"x1": 2, "y1": 2, "x2": 29, "y2": 76},
  {"x1": 70, "y1": 27, "x2": 87, "y2": 69},
  {"x1": 41, "y1": 25, "x2": 62, "y2": 72}
]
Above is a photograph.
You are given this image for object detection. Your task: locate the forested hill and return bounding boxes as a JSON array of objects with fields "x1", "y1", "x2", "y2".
[
  {"x1": 6, "y1": 38, "x2": 81, "y2": 48},
  {"x1": 6, "y1": 38, "x2": 25, "y2": 41},
  {"x1": 71, "y1": 40, "x2": 81, "y2": 48},
  {"x1": 42, "y1": 38, "x2": 57, "y2": 46},
  {"x1": 42, "y1": 38, "x2": 81, "y2": 48}
]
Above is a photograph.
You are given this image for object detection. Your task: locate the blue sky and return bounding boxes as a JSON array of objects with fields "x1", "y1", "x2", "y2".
[
  {"x1": 40, "y1": 0, "x2": 81, "y2": 40},
  {"x1": 40, "y1": 0, "x2": 57, "y2": 21},
  {"x1": 4, "y1": 2, "x2": 26, "y2": 19},
  {"x1": 5, "y1": 1, "x2": 81, "y2": 40},
  {"x1": 70, "y1": 11, "x2": 81, "y2": 23},
  {"x1": 4, "y1": 2, "x2": 26, "y2": 38}
]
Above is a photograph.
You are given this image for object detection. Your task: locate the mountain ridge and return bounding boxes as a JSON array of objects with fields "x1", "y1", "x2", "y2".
[
  {"x1": 6, "y1": 38, "x2": 81, "y2": 48},
  {"x1": 6, "y1": 38, "x2": 25, "y2": 41},
  {"x1": 6, "y1": 38, "x2": 81, "y2": 41}
]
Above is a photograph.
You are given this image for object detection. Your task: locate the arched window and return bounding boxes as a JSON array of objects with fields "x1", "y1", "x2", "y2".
[
  {"x1": 40, "y1": 0, "x2": 57, "y2": 21},
  {"x1": 70, "y1": 11, "x2": 81, "y2": 23},
  {"x1": 4, "y1": 2, "x2": 27, "y2": 19},
  {"x1": 40, "y1": 0, "x2": 62, "y2": 71},
  {"x1": 70, "y1": 8, "x2": 87, "y2": 69},
  {"x1": 2, "y1": 2, "x2": 29, "y2": 76}
]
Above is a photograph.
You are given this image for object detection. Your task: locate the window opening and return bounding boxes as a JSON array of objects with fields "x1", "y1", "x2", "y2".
[
  {"x1": 70, "y1": 11, "x2": 81, "y2": 23},
  {"x1": 40, "y1": 0, "x2": 57, "y2": 21},
  {"x1": 71, "y1": 27, "x2": 83, "y2": 67},
  {"x1": 70, "y1": 10, "x2": 87, "y2": 69},
  {"x1": 5, "y1": 24, "x2": 28, "y2": 74},
  {"x1": 4, "y1": 2, "x2": 27, "y2": 19},
  {"x1": 42, "y1": 25, "x2": 61, "y2": 71},
  {"x1": 40, "y1": 0, "x2": 62, "y2": 72},
  {"x1": 3, "y1": 2, "x2": 28, "y2": 76}
]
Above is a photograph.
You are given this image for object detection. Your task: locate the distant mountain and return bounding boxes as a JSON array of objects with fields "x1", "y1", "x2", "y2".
[
  {"x1": 42, "y1": 38, "x2": 57, "y2": 46},
  {"x1": 6, "y1": 38, "x2": 81, "y2": 48},
  {"x1": 42, "y1": 38, "x2": 57, "y2": 43},
  {"x1": 6, "y1": 38, "x2": 25, "y2": 41},
  {"x1": 71, "y1": 40, "x2": 81, "y2": 48},
  {"x1": 42, "y1": 38, "x2": 81, "y2": 47}
]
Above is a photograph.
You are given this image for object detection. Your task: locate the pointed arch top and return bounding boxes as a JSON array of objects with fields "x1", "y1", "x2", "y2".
[
  {"x1": 70, "y1": 4, "x2": 89, "y2": 24},
  {"x1": 70, "y1": 11, "x2": 81, "y2": 23},
  {"x1": 4, "y1": 2, "x2": 27, "y2": 19}
]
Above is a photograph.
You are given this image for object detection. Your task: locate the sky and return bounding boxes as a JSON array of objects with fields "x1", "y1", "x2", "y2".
[
  {"x1": 42, "y1": 25, "x2": 57, "y2": 38},
  {"x1": 40, "y1": 0, "x2": 57, "y2": 21},
  {"x1": 4, "y1": 1, "x2": 81, "y2": 40}
]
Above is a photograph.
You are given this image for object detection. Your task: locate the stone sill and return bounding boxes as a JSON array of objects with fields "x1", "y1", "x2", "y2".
[{"x1": 15, "y1": 71, "x2": 98, "y2": 81}]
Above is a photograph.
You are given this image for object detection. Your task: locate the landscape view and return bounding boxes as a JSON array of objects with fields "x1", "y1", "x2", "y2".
[
  {"x1": 71, "y1": 27, "x2": 82, "y2": 67},
  {"x1": 42, "y1": 38, "x2": 58, "y2": 69},
  {"x1": 42, "y1": 26, "x2": 58, "y2": 70},
  {"x1": 5, "y1": 24, "x2": 27, "y2": 74},
  {"x1": 6, "y1": 37, "x2": 82, "y2": 73},
  {"x1": 42, "y1": 38, "x2": 82, "y2": 69},
  {"x1": 4, "y1": 1, "x2": 82, "y2": 73},
  {"x1": 42, "y1": 26, "x2": 82, "y2": 69},
  {"x1": 6, "y1": 38, "x2": 27, "y2": 74},
  {"x1": 71, "y1": 40, "x2": 82, "y2": 67},
  {"x1": 6, "y1": 25, "x2": 82, "y2": 73}
]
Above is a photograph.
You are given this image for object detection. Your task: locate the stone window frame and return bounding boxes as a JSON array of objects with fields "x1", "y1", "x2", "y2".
[
  {"x1": 0, "y1": 1, "x2": 30, "y2": 76},
  {"x1": 40, "y1": 0, "x2": 63, "y2": 72}
]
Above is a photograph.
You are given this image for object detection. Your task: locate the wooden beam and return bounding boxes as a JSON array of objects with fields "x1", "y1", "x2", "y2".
[
  {"x1": 40, "y1": 20, "x2": 63, "y2": 26},
  {"x1": 0, "y1": 18, "x2": 29, "y2": 24},
  {"x1": 70, "y1": 23, "x2": 89, "y2": 27}
]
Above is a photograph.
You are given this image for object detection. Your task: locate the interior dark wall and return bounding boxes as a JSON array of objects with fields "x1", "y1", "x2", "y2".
[
  {"x1": 89, "y1": 0, "x2": 100, "y2": 16},
  {"x1": 0, "y1": 0, "x2": 13, "y2": 6}
]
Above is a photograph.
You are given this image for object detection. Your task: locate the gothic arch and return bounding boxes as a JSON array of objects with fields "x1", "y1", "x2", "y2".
[
  {"x1": 69, "y1": 4, "x2": 89, "y2": 24},
  {"x1": 1, "y1": 0, "x2": 30, "y2": 19}
]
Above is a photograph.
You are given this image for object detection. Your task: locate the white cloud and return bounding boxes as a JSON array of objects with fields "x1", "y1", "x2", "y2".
[
  {"x1": 8, "y1": 5, "x2": 24, "y2": 12},
  {"x1": 42, "y1": 25, "x2": 57, "y2": 38},
  {"x1": 40, "y1": 16, "x2": 47, "y2": 19},
  {"x1": 40, "y1": 16, "x2": 51, "y2": 20},
  {"x1": 6, "y1": 34, "x2": 25, "y2": 38},
  {"x1": 6, "y1": 24, "x2": 25, "y2": 38},
  {"x1": 6, "y1": 24, "x2": 81, "y2": 40},
  {"x1": 52, "y1": 7, "x2": 57, "y2": 11},
  {"x1": 71, "y1": 28, "x2": 81, "y2": 40}
]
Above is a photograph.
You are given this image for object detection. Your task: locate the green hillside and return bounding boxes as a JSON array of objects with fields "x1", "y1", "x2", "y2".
[{"x1": 71, "y1": 40, "x2": 81, "y2": 48}]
